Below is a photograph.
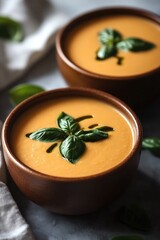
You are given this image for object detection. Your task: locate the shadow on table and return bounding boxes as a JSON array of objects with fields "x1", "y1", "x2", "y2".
[{"x1": 8, "y1": 165, "x2": 160, "y2": 240}]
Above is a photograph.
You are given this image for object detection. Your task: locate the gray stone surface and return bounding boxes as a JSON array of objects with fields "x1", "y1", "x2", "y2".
[{"x1": 0, "y1": 1, "x2": 160, "y2": 239}]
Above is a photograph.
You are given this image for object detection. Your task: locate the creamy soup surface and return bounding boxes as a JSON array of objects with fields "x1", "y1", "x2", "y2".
[
  {"x1": 66, "y1": 15, "x2": 160, "y2": 77},
  {"x1": 11, "y1": 97, "x2": 134, "y2": 178}
]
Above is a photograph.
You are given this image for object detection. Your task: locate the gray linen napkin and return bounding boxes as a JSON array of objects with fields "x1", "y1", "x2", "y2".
[
  {"x1": 0, "y1": 89, "x2": 35, "y2": 239},
  {"x1": 0, "y1": 121, "x2": 35, "y2": 240},
  {"x1": 0, "y1": 0, "x2": 68, "y2": 90}
]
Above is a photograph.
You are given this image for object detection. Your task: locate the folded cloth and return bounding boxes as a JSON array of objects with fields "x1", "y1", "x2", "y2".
[
  {"x1": 0, "y1": 0, "x2": 68, "y2": 90},
  {"x1": 0, "y1": 182, "x2": 35, "y2": 240},
  {"x1": 0, "y1": 121, "x2": 35, "y2": 239}
]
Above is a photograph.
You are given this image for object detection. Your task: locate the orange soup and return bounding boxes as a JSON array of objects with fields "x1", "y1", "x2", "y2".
[
  {"x1": 11, "y1": 97, "x2": 133, "y2": 178},
  {"x1": 66, "y1": 15, "x2": 160, "y2": 77}
]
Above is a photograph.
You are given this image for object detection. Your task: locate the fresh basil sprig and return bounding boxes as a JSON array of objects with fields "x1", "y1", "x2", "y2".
[
  {"x1": 117, "y1": 203, "x2": 151, "y2": 232},
  {"x1": 57, "y1": 112, "x2": 80, "y2": 134},
  {"x1": 117, "y1": 37, "x2": 155, "y2": 52},
  {"x1": 96, "y1": 28, "x2": 155, "y2": 64},
  {"x1": 76, "y1": 129, "x2": 108, "y2": 142},
  {"x1": 26, "y1": 112, "x2": 113, "y2": 163},
  {"x1": 96, "y1": 44, "x2": 117, "y2": 60},
  {"x1": 75, "y1": 115, "x2": 93, "y2": 122},
  {"x1": 111, "y1": 235, "x2": 144, "y2": 240},
  {"x1": 60, "y1": 135, "x2": 86, "y2": 164},
  {"x1": 46, "y1": 143, "x2": 58, "y2": 153},
  {"x1": 9, "y1": 84, "x2": 45, "y2": 106},
  {"x1": 0, "y1": 16, "x2": 23, "y2": 41},
  {"x1": 142, "y1": 137, "x2": 160, "y2": 157},
  {"x1": 99, "y1": 29, "x2": 122, "y2": 45},
  {"x1": 26, "y1": 128, "x2": 67, "y2": 142}
]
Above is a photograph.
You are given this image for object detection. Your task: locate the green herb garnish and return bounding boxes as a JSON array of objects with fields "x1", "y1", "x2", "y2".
[
  {"x1": 96, "y1": 44, "x2": 117, "y2": 60},
  {"x1": 96, "y1": 28, "x2": 155, "y2": 64},
  {"x1": 117, "y1": 37, "x2": 155, "y2": 52},
  {"x1": 75, "y1": 129, "x2": 108, "y2": 142},
  {"x1": 117, "y1": 203, "x2": 151, "y2": 232},
  {"x1": 142, "y1": 137, "x2": 160, "y2": 157},
  {"x1": 9, "y1": 84, "x2": 45, "y2": 106},
  {"x1": 116, "y1": 56, "x2": 124, "y2": 65},
  {"x1": 88, "y1": 124, "x2": 98, "y2": 129},
  {"x1": 0, "y1": 16, "x2": 23, "y2": 41},
  {"x1": 57, "y1": 112, "x2": 80, "y2": 134},
  {"x1": 60, "y1": 135, "x2": 86, "y2": 164},
  {"x1": 26, "y1": 112, "x2": 113, "y2": 164},
  {"x1": 27, "y1": 128, "x2": 67, "y2": 142},
  {"x1": 46, "y1": 143, "x2": 58, "y2": 153},
  {"x1": 96, "y1": 126, "x2": 114, "y2": 132},
  {"x1": 75, "y1": 115, "x2": 93, "y2": 122},
  {"x1": 111, "y1": 236, "x2": 144, "y2": 240}
]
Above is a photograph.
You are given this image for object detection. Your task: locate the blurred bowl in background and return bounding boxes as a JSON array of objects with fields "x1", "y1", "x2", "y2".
[{"x1": 56, "y1": 7, "x2": 160, "y2": 107}]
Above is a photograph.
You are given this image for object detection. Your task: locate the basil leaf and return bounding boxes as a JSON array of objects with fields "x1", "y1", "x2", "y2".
[
  {"x1": 76, "y1": 129, "x2": 108, "y2": 142},
  {"x1": 96, "y1": 44, "x2": 117, "y2": 60},
  {"x1": 117, "y1": 37, "x2": 155, "y2": 52},
  {"x1": 60, "y1": 135, "x2": 86, "y2": 163},
  {"x1": 26, "y1": 128, "x2": 67, "y2": 142},
  {"x1": 142, "y1": 137, "x2": 160, "y2": 157},
  {"x1": 117, "y1": 204, "x2": 151, "y2": 232},
  {"x1": 112, "y1": 236, "x2": 144, "y2": 240},
  {"x1": 46, "y1": 143, "x2": 58, "y2": 153},
  {"x1": 75, "y1": 115, "x2": 93, "y2": 122},
  {"x1": 9, "y1": 84, "x2": 45, "y2": 106},
  {"x1": 115, "y1": 56, "x2": 124, "y2": 65},
  {"x1": 142, "y1": 137, "x2": 160, "y2": 149},
  {"x1": 0, "y1": 16, "x2": 23, "y2": 41},
  {"x1": 96, "y1": 126, "x2": 114, "y2": 132},
  {"x1": 99, "y1": 29, "x2": 122, "y2": 45},
  {"x1": 57, "y1": 112, "x2": 80, "y2": 134},
  {"x1": 88, "y1": 124, "x2": 98, "y2": 129}
]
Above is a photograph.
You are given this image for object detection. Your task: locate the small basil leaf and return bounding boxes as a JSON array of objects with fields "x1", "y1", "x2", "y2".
[
  {"x1": 46, "y1": 143, "x2": 58, "y2": 153},
  {"x1": 99, "y1": 28, "x2": 122, "y2": 45},
  {"x1": 142, "y1": 137, "x2": 160, "y2": 157},
  {"x1": 9, "y1": 84, "x2": 45, "y2": 106},
  {"x1": 96, "y1": 44, "x2": 117, "y2": 60},
  {"x1": 60, "y1": 135, "x2": 86, "y2": 163},
  {"x1": 112, "y1": 236, "x2": 144, "y2": 240},
  {"x1": 115, "y1": 56, "x2": 124, "y2": 65},
  {"x1": 96, "y1": 126, "x2": 114, "y2": 132},
  {"x1": 57, "y1": 112, "x2": 80, "y2": 134},
  {"x1": 88, "y1": 124, "x2": 99, "y2": 129},
  {"x1": 142, "y1": 137, "x2": 160, "y2": 149},
  {"x1": 117, "y1": 37, "x2": 155, "y2": 52},
  {"x1": 117, "y1": 204, "x2": 151, "y2": 232},
  {"x1": 0, "y1": 16, "x2": 23, "y2": 41},
  {"x1": 26, "y1": 128, "x2": 67, "y2": 142},
  {"x1": 75, "y1": 115, "x2": 93, "y2": 122},
  {"x1": 77, "y1": 129, "x2": 108, "y2": 142}
]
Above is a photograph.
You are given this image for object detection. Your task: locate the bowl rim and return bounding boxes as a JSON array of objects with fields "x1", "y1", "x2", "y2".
[
  {"x1": 2, "y1": 87, "x2": 143, "y2": 182},
  {"x1": 56, "y1": 6, "x2": 160, "y2": 80}
]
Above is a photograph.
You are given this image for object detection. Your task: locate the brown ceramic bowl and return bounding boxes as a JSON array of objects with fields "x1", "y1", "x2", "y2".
[
  {"x1": 56, "y1": 7, "x2": 160, "y2": 107},
  {"x1": 2, "y1": 87, "x2": 142, "y2": 215}
]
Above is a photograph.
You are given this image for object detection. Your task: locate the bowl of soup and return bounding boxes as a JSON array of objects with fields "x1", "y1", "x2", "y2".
[
  {"x1": 56, "y1": 7, "x2": 160, "y2": 107},
  {"x1": 2, "y1": 87, "x2": 142, "y2": 214}
]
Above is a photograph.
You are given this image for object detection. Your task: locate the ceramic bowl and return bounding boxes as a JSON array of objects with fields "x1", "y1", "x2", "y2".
[
  {"x1": 2, "y1": 87, "x2": 142, "y2": 215},
  {"x1": 56, "y1": 7, "x2": 160, "y2": 107}
]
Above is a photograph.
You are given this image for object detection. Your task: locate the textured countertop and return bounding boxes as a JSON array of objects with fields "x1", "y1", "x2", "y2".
[{"x1": 0, "y1": 1, "x2": 160, "y2": 239}]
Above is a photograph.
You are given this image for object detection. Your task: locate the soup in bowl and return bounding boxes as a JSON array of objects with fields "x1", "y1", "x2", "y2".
[
  {"x1": 2, "y1": 88, "x2": 142, "y2": 214},
  {"x1": 56, "y1": 7, "x2": 160, "y2": 106}
]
